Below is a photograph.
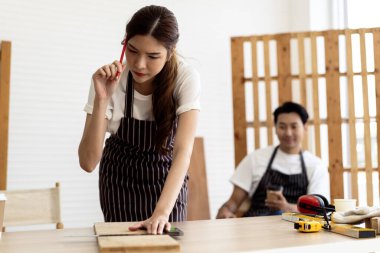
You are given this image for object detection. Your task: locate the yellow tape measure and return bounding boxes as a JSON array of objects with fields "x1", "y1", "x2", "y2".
[{"x1": 294, "y1": 220, "x2": 322, "y2": 233}]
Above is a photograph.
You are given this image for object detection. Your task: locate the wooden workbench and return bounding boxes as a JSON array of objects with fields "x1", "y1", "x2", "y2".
[{"x1": 0, "y1": 216, "x2": 379, "y2": 253}]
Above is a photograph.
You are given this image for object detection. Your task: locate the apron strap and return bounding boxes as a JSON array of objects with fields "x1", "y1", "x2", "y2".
[
  {"x1": 266, "y1": 146, "x2": 280, "y2": 171},
  {"x1": 299, "y1": 150, "x2": 309, "y2": 185},
  {"x1": 124, "y1": 72, "x2": 134, "y2": 118}
]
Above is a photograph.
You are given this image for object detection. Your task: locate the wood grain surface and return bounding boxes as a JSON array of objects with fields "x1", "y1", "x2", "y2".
[
  {"x1": 94, "y1": 222, "x2": 180, "y2": 253},
  {"x1": 1, "y1": 216, "x2": 380, "y2": 253}
]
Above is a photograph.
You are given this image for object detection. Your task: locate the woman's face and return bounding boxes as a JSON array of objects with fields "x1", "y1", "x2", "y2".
[{"x1": 126, "y1": 35, "x2": 168, "y2": 85}]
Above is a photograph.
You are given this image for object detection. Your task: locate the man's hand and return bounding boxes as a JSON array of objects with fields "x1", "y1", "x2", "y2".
[
  {"x1": 216, "y1": 204, "x2": 237, "y2": 219},
  {"x1": 265, "y1": 191, "x2": 296, "y2": 212}
]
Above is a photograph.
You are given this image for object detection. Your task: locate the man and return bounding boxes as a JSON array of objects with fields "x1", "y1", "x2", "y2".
[{"x1": 217, "y1": 101, "x2": 330, "y2": 218}]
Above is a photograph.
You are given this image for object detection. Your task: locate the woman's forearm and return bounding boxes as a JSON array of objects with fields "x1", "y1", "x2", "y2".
[
  {"x1": 78, "y1": 96, "x2": 109, "y2": 172},
  {"x1": 154, "y1": 149, "x2": 192, "y2": 216},
  {"x1": 153, "y1": 110, "x2": 198, "y2": 217}
]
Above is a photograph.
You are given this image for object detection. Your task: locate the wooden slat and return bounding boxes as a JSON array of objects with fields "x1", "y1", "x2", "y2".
[
  {"x1": 373, "y1": 28, "x2": 380, "y2": 201},
  {"x1": 247, "y1": 116, "x2": 377, "y2": 128},
  {"x1": 232, "y1": 27, "x2": 380, "y2": 42},
  {"x1": 0, "y1": 41, "x2": 11, "y2": 191},
  {"x1": 263, "y1": 36, "x2": 273, "y2": 145},
  {"x1": 231, "y1": 38, "x2": 247, "y2": 166},
  {"x1": 277, "y1": 34, "x2": 292, "y2": 103},
  {"x1": 344, "y1": 167, "x2": 378, "y2": 172},
  {"x1": 251, "y1": 37, "x2": 260, "y2": 149},
  {"x1": 244, "y1": 71, "x2": 377, "y2": 82},
  {"x1": 297, "y1": 34, "x2": 307, "y2": 106},
  {"x1": 324, "y1": 30, "x2": 344, "y2": 200},
  {"x1": 359, "y1": 29, "x2": 374, "y2": 205},
  {"x1": 345, "y1": 30, "x2": 359, "y2": 201},
  {"x1": 310, "y1": 33, "x2": 321, "y2": 157},
  {"x1": 297, "y1": 34, "x2": 309, "y2": 150}
]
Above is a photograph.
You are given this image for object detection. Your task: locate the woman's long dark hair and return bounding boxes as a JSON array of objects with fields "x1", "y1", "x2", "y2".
[{"x1": 126, "y1": 5, "x2": 179, "y2": 154}]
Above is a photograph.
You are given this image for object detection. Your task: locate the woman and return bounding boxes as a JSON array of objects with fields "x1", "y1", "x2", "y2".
[{"x1": 78, "y1": 5, "x2": 200, "y2": 235}]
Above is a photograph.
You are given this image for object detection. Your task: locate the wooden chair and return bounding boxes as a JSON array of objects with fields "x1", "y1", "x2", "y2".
[
  {"x1": 1, "y1": 182, "x2": 63, "y2": 230},
  {"x1": 187, "y1": 137, "x2": 211, "y2": 220}
]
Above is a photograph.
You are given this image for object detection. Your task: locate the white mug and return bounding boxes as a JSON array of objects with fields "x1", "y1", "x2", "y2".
[{"x1": 334, "y1": 199, "x2": 356, "y2": 212}]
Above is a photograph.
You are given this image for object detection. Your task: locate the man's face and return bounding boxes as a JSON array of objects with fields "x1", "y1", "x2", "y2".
[{"x1": 275, "y1": 112, "x2": 306, "y2": 151}]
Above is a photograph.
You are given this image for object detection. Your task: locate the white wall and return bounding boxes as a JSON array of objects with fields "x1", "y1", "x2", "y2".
[{"x1": 0, "y1": 0, "x2": 330, "y2": 228}]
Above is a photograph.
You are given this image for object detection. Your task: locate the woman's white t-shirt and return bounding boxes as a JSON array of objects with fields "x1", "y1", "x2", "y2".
[{"x1": 84, "y1": 60, "x2": 201, "y2": 134}]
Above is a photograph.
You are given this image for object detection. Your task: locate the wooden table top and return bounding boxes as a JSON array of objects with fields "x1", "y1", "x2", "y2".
[{"x1": 1, "y1": 216, "x2": 379, "y2": 253}]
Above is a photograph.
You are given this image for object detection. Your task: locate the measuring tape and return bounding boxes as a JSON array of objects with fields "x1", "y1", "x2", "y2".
[{"x1": 294, "y1": 220, "x2": 322, "y2": 233}]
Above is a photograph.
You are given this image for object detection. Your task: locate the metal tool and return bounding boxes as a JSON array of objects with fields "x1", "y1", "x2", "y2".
[{"x1": 65, "y1": 226, "x2": 183, "y2": 238}]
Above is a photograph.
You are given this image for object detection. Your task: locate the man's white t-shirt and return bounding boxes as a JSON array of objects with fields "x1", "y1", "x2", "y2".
[
  {"x1": 230, "y1": 146, "x2": 330, "y2": 201},
  {"x1": 84, "y1": 59, "x2": 201, "y2": 134}
]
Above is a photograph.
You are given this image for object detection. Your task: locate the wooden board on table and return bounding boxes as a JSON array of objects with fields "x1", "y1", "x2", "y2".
[
  {"x1": 95, "y1": 222, "x2": 147, "y2": 236},
  {"x1": 94, "y1": 222, "x2": 180, "y2": 253}
]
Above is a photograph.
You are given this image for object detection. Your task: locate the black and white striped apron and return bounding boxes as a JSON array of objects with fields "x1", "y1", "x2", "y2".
[
  {"x1": 99, "y1": 72, "x2": 188, "y2": 222},
  {"x1": 244, "y1": 145, "x2": 308, "y2": 216}
]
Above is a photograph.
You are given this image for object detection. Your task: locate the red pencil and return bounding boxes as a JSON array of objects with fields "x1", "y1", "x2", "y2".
[{"x1": 116, "y1": 35, "x2": 127, "y2": 78}]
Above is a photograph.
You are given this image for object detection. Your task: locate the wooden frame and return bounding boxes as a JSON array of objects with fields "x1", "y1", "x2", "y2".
[
  {"x1": 1, "y1": 182, "x2": 63, "y2": 230},
  {"x1": 0, "y1": 41, "x2": 11, "y2": 191},
  {"x1": 231, "y1": 28, "x2": 380, "y2": 206}
]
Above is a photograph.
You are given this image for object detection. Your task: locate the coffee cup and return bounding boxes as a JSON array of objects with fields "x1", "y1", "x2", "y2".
[
  {"x1": 334, "y1": 199, "x2": 356, "y2": 212},
  {"x1": 266, "y1": 184, "x2": 283, "y2": 201}
]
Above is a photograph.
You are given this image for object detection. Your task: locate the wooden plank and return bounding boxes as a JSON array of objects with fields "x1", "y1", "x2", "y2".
[
  {"x1": 97, "y1": 235, "x2": 179, "y2": 253},
  {"x1": 247, "y1": 116, "x2": 377, "y2": 127},
  {"x1": 251, "y1": 37, "x2": 260, "y2": 149},
  {"x1": 245, "y1": 71, "x2": 377, "y2": 83},
  {"x1": 359, "y1": 29, "x2": 374, "y2": 205},
  {"x1": 263, "y1": 36, "x2": 273, "y2": 145},
  {"x1": 297, "y1": 34, "x2": 309, "y2": 150},
  {"x1": 95, "y1": 222, "x2": 155, "y2": 236},
  {"x1": 98, "y1": 235, "x2": 179, "y2": 253},
  {"x1": 373, "y1": 28, "x2": 380, "y2": 201},
  {"x1": 324, "y1": 30, "x2": 344, "y2": 200},
  {"x1": 276, "y1": 34, "x2": 292, "y2": 103},
  {"x1": 0, "y1": 41, "x2": 11, "y2": 191},
  {"x1": 94, "y1": 222, "x2": 180, "y2": 253},
  {"x1": 187, "y1": 137, "x2": 210, "y2": 221},
  {"x1": 231, "y1": 38, "x2": 247, "y2": 166},
  {"x1": 345, "y1": 30, "x2": 359, "y2": 201},
  {"x1": 310, "y1": 33, "x2": 321, "y2": 157},
  {"x1": 297, "y1": 34, "x2": 307, "y2": 106}
]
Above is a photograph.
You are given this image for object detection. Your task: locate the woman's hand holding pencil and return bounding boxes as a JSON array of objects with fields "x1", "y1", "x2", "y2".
[
  {"x1": 91, "y1": 34, "x2": 127, "y2": 101},
  {"x1": 92, "y1": 60, "x2": 126, "y2": 101}
]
